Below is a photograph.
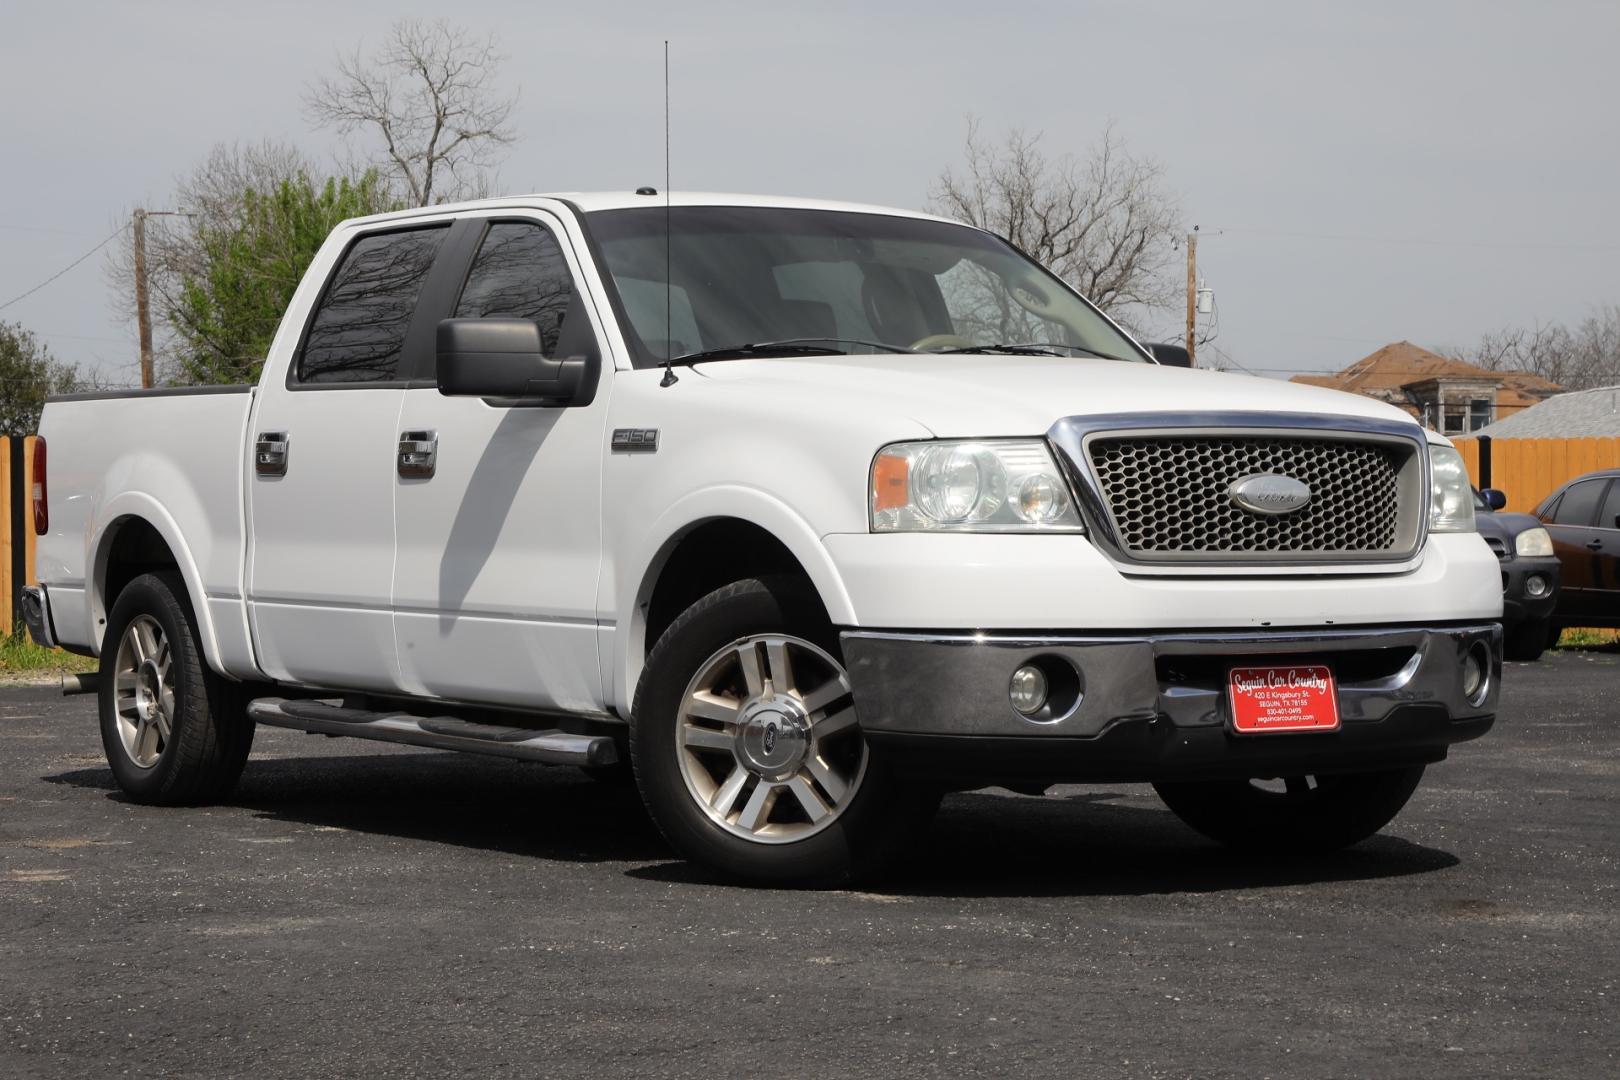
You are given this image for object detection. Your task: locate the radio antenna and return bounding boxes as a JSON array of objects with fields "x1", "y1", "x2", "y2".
[{"x1": 659, "y1": 39, "x2": 678, "y2": 387}]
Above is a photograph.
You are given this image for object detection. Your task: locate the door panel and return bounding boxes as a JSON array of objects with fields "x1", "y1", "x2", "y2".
[
  {"x1": 247, "y1": 388, "x2": 405, "y2": 689},
  {"x1": 1592, "y1": 480, "x2": 1620, "y2": 623},
  {"x1": 391, "y1": 400, "x2": 606, "y2": 708},
  {"x1": 247, "y1": 222, "x2": 453, "y2": 690},
  {"x1": 391, "y1": 213, "x2": 610, "y2": 711},
  {"x1": 1545, "y1": 478, "x2": 1611, "y2": 622}
]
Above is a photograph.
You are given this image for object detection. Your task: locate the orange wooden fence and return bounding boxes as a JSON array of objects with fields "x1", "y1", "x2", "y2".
[
  {"x1": 0, "y1": 435, "x2": 41, "y2": 637},
  {"x1": 1454, "y1": 436, "x2": 1620, "y2": 513}
]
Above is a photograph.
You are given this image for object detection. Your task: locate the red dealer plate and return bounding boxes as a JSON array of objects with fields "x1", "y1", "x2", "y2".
[{"x1": 1227, "y1": 664, "x2": 1341, "y2": 734}]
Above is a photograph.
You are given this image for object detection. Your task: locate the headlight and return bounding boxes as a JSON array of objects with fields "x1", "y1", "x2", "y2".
[
  {"x1": 1428, "y1": 444, "x2": 1475, "y2": 533},
  {"x1": 871, "y1": 440, "x2": 1084, "y2": 532},
  {"x1": 1514, "y1": 527, "x2": 1553, "y2": 557}
]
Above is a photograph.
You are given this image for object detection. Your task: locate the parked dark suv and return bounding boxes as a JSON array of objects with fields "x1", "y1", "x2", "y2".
[
  {"x1": 1534, "y1": 470, "x2": 1620, "y2": 644},
  {"x1": 1475, "y1": 488, "x2": 1562, "y2": 660}
]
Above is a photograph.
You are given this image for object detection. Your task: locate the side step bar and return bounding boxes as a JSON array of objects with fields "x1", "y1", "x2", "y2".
[{"x1": 245, "y1": 697, "x2": 618, "y2": 767}]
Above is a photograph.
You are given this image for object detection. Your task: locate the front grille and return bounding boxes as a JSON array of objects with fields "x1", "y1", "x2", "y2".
[
  {"x1": 1085, "y1": 434, "x2": 1410, "y2": 559},
  {"x1": 1483, "y1": 536, "x2": 1509, "y2": 559}
]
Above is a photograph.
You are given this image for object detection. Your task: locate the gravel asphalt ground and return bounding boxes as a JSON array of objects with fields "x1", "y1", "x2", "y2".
[{"x1": 2, "y1": 650, "x2": 1616, "y2": 1078}]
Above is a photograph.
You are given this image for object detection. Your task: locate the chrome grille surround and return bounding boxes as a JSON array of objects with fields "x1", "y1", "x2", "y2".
[{"x1": 1047, "y1": 412, "x2": 1431, "y2": 569}]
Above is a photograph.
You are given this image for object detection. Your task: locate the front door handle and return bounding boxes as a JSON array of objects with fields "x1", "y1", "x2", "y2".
[
  {"x1": 255, "y1": 432, "x2": 289, "y2": 477},
  {"x1": 1586, "y1": 539, "x2": 1604, "y2": 551},
  {"x1": 398, "y1": 430, "x2": 438, "y2": 479}
]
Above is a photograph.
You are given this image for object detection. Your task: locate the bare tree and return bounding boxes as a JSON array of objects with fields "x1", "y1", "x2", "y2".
[
  {"x1": 304, "y1": 19, "x2": 518, "y2": 207},
  {"x1": 1439, "y1": 306, "x2": 1620, "y2": 391},
  {"x1": 930, "y1": 119, "x2": 1181, "y2": 330}
]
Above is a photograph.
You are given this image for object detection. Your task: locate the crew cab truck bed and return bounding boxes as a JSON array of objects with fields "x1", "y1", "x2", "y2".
[{"x1": 28, "y1": 191, "x2": 1502, "y2": 885}]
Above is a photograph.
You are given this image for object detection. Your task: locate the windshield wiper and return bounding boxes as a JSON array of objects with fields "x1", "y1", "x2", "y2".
[
  {"x1": 935, "y1": 342, "x2": 1130, "y2": 362},
  {"x1": 670, "y1": 337, "x2": 917, "y2": 365}
]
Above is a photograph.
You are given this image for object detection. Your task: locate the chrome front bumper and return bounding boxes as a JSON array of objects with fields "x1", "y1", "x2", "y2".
[{"x1": 841, "y1": 623, "x2": 1500, "y2": 784}]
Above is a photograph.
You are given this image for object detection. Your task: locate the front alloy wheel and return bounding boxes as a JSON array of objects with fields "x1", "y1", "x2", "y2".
[
  {"x1": 631, "y1": 577, "x2": 938, "y2": 886},
  {"x1": 677, "y1": 634, "x2": 867, "y2": 843}
]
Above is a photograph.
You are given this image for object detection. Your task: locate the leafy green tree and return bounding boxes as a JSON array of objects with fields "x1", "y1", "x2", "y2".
[
  {"x1": 167, "y1": 171, "x2": 397, "y2": 384},
  {"x1": 0, "y1": 322, "x2": 84, "y2": 434}
]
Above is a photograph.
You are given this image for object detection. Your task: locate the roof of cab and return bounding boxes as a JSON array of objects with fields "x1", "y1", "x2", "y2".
[{"x1": 339, "y1": 190, "x2": 958, "y2": 230}]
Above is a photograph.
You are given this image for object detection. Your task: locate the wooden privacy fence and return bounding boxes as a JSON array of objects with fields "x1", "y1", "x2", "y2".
[
  {"x1": 0, "y1": 435, "x2": 40, "y2": 637},
  {"x1": 1455, "y1": 436, "x2": 1620, "y2": 513}
]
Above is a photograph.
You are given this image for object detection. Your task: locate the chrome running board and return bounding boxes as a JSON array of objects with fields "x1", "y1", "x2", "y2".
[{"x1": 245, "y1": 697, "x2": 618, "y2": 767}]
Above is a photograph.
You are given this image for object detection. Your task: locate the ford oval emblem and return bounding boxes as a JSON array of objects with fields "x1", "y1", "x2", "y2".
[{"x1": 1228, "y1": 473, "x2": 1311, "y2": 515}]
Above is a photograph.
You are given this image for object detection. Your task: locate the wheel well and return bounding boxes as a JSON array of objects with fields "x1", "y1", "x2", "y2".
[
  {"x1": 642, "y1": 518, "x2": 827, "y2": 654},
  {"x1": 100, "y1": 517, "x2": 179, "y2": 614}
]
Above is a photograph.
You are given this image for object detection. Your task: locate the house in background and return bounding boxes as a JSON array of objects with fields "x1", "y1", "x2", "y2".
[
  {"x1": 1470, "y1": 384, "x2": 1620, "y2": 439},
  {"x1": 1290, "y1": 341, "x2": 1563, "y2": 436}
]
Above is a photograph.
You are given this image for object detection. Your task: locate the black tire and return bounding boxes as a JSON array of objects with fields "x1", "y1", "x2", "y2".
[
  {"x1": 97, "y1": 572, "x2": 255, "y2": 805},
  {"x1": 1152, "y1": 766, "x2": 1425, "y2": 854},
  {"x1": 630, "y1": 576, "x2": 939, "y2": 887},
  {"x1": 1504, "y1": 618, "x2": 1551, "y2": 662}
]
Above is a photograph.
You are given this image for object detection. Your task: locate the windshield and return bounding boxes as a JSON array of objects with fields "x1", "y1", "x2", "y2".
[{"x1": 585, "y1": 205, "x2": 1149, "y2": 367}]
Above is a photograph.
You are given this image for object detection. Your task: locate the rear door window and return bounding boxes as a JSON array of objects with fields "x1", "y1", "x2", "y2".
[
  {"x1": 1552, "y1": 478, "x2": 1609, "y2": 527},
  {"x1": 298, "y1": 227, "x2": 449, "y2": 384}
]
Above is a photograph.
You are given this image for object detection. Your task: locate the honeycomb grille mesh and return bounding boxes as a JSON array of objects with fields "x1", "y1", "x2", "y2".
[{"x1": 1085, "y1": 435, "x2": 1405, "y2": 556}]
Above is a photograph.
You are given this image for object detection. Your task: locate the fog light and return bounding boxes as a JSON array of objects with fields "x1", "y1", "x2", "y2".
[
  {"x1": 1461, "y1": 642, "x2": 1490, "y2": 705},
  {"x1": 1010, "y1": 664, "x2": 1049, "y2": 716},
  {"x1": 1524, "y1": 575, "x2": 1549, "y2": 598}
]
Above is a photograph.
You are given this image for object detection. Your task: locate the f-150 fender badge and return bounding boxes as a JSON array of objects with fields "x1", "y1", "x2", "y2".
[{"x1": 611, "y1": 428, "x2": 660, "y2": 453}]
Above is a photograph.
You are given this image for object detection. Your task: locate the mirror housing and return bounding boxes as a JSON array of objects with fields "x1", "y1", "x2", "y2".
[
  {"x1": 1481, "y1": 488, "x2": 1507, "y2": 511},
  {"x1": 1148, "y1": 342, "x2": 1192, "y2": 368},
  {"x1": 436, "y1": 318, "x2": 595, "y2": 407}
]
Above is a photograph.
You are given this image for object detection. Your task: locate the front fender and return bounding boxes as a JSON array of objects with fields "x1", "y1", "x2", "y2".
[{"x1": 609, "y1": 485, "x2": 857, "y2": 714}]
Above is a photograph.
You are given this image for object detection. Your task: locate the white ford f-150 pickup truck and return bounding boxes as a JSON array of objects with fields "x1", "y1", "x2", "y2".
[{"x1": 26, "y1": 192, "x2": 1501, "y2": 885}]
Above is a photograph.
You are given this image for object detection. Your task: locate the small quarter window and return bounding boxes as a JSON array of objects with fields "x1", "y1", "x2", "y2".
[{"x1": 299, "y1": 227, "x2": 448, "y2": 384}]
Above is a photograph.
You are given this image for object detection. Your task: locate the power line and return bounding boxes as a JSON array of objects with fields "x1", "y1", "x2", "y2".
[
  {"x1": 1211, "y1": 225, "x2": 1620, "y2": 253},
  {"x1": 0, "y1": 222, "x2": 128, "y2": 313}
]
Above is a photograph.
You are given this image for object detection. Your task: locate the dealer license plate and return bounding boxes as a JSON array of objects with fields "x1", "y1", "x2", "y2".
[{"x1": 1227, "y1": 664, "x2": 1341, "y2": 734}]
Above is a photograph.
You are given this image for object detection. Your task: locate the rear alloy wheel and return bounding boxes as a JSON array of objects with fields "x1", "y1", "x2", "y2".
[
  {"x1": 632, "y1": 577, "x2": 937, "y2": 886},
  {"x1": 1153, "y1": 766, "x2": 1426, "y2": 854},
  {"x1": 111, "y1": 614, "x2": 177, "y2": 768},
  {"x1": 98, "y1": 572, "x2": 254, "y2": 805}
]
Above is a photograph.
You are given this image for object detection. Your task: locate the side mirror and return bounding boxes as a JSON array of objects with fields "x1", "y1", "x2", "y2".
[
  {"x1": 436, "y1": 318, "x2": 594, "y2": 407},
  {"x1": 1148, "y1": 342, "x2": 1192, "y2": 368},
  {"x1": 1482, "y1": 488, "x2": 1507, "y2": 511}
]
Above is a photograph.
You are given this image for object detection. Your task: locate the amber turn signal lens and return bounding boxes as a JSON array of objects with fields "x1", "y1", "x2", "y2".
[{"x1": 872, "y1": 452, "x2": 909, "y2": 512}]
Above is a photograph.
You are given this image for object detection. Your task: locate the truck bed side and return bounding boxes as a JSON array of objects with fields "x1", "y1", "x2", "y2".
[{"x1": 37, "y1": 386, "x2": 260, "y2": 678}]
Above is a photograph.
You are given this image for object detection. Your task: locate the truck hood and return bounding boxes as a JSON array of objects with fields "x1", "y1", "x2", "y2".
[{"x1": 689, "y1": 353, "x2": 1421, "y2": 437}]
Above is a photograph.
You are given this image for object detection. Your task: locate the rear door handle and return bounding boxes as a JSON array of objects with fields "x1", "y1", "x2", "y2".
[
  {"x1": 1586, "y1": 540, "x2": 1604, "y2": 551},
  {"x1": 398, "y1": 430, "x2": 438, "y2": 479},
  {"x1": 255, "y1": 432, "x2": 289, "y2": 477}
]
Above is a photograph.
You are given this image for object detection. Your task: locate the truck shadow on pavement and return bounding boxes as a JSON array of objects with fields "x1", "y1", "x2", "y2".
[{"x1": 44, "y1": 757, "x2": 1459, "y2": 896}]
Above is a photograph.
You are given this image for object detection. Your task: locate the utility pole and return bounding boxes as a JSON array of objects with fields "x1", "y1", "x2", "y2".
[
  {"x1": 1184, "y1": 226, "x2": 1198, "y2": 367},
  {"x1": 131, "y1": 209, "x2": 184, "y2": 389},
  {"x1": 133, "y1": 209, "x2": 153, "y2": 389}
]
